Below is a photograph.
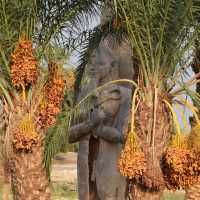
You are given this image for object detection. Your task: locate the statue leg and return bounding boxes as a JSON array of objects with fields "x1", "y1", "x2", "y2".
[
  {"x1": 89, "y1": 180, "x2": 101, "y2": 200},
  {"x1": 89, "y1": 136, "x2": 100, "y2": 200},
  {"x1": 96, "y1": 184, "x2": 126, "y2": 200}
]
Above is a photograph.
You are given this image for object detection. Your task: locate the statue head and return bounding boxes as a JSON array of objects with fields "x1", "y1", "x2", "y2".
[
  {"x1": 87, "y1": 42, "x2": 135, "y2": 89},
  {"x1": 87, "y1": 46, "x2": 119, "y2": 86}
]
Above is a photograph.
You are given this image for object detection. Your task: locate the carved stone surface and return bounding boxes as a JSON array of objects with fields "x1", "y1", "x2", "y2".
[{"x1": 69, "y1": 44, "x2": 133, "y2": 200}]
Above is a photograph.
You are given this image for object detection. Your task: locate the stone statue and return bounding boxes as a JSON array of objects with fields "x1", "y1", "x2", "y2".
[{"x1": 69, "y1": 45, "x2": 132, "y2": 200}]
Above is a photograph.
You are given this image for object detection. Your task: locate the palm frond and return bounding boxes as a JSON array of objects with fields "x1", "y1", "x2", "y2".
[
  {"x1": 0, "y1": 0, "x2": 105, "y2": 68},
  {"x1": 0, "y1": 0, "x2": 38, "y2": 57},
  {"x1": 182, "y1": 86, "x2": 200, "y2": 110},
  {"x1": 0, "y1": 78, "x2": 14, "y2": 110},
  {"x1": 114, "y1": 0, "x2": 199, "y2": 86},
  {"x1": 37, "y1": 0, "x2": 104, "y2": 53}
]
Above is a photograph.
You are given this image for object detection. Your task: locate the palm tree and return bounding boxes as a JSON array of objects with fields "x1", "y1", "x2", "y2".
[
  {"x1": 111, "y1": 0, "x2": 200, "y2": 199},
  {"x1": 1, "y1": 39, "x2": 67, "y2": 200},
  {"x1": 0, "y1": 0, "x2": 104, "y2": 199}
]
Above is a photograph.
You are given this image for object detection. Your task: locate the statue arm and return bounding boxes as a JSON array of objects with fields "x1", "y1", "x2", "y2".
[
  {"x1": 69, "y1": 108, "x2": 106, "y2": 143},
  {"x1": 95, "y1": 125, "x2": 124, "y2": 143},
  {"x1": 68, "y1": 122, "x2": 92, "y2": 143}
]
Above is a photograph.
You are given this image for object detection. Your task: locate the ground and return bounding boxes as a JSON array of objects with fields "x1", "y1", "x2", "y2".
[{"x1": 0, "y1": 152, "x2": 185, "y2": 199}]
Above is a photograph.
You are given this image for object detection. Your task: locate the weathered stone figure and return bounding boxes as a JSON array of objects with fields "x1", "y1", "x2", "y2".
[{"x1": 69, "y1": 45, "x2": 132, "y2": 200}]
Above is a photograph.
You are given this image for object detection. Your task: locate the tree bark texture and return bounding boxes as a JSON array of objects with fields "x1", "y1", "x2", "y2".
[
  {"x1": 10, "y1": 140, "x2": 51, "y2": 200},
  {"x1": 131, "y1": 89, "x2": 171, "y2": 199}
]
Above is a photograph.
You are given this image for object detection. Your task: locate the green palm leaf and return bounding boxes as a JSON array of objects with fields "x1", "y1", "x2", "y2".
[{"x1": 114, "y1": 0, "x2": 199, "y2": 87}]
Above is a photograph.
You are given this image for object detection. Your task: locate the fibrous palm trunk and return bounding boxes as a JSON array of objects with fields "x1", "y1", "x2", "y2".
[
  {"x1": 0, "y1": 110, "x2": 11, "y2": 200},
  {"x1": 131, "y1": 184, "x2": 162, "y2": 200},
  {"x1": 131, "y1": 88, "x2": 171, "y2": 200},
  {"x1": 8, "y1": 108, "x2": 51, "y2": 200},
  {"x1": 10, "y1": 139, "x2": 51, "y2": 200}
]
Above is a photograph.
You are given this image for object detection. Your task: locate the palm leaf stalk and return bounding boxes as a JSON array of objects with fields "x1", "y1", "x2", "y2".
[{"x1": 110, "y1": 0, "x2": 200, "y2": 199}]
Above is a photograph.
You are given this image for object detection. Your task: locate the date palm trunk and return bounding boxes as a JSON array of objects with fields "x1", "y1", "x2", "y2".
[
  {"x1": 10, "y1": 138, "x2": 51, "y2": 200},
  {"x1": 131, "y1": 185, "x2": 162, "y2": 200},
  {"x1": 0, "y1": 107, "x2": 11, "y2": 200},
  {"x1": 130, "y1": 88, "x2": 171, "y2": 200},
  {"x1": 8, "y1": 110, "x2": 51, "y2": 200}
]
